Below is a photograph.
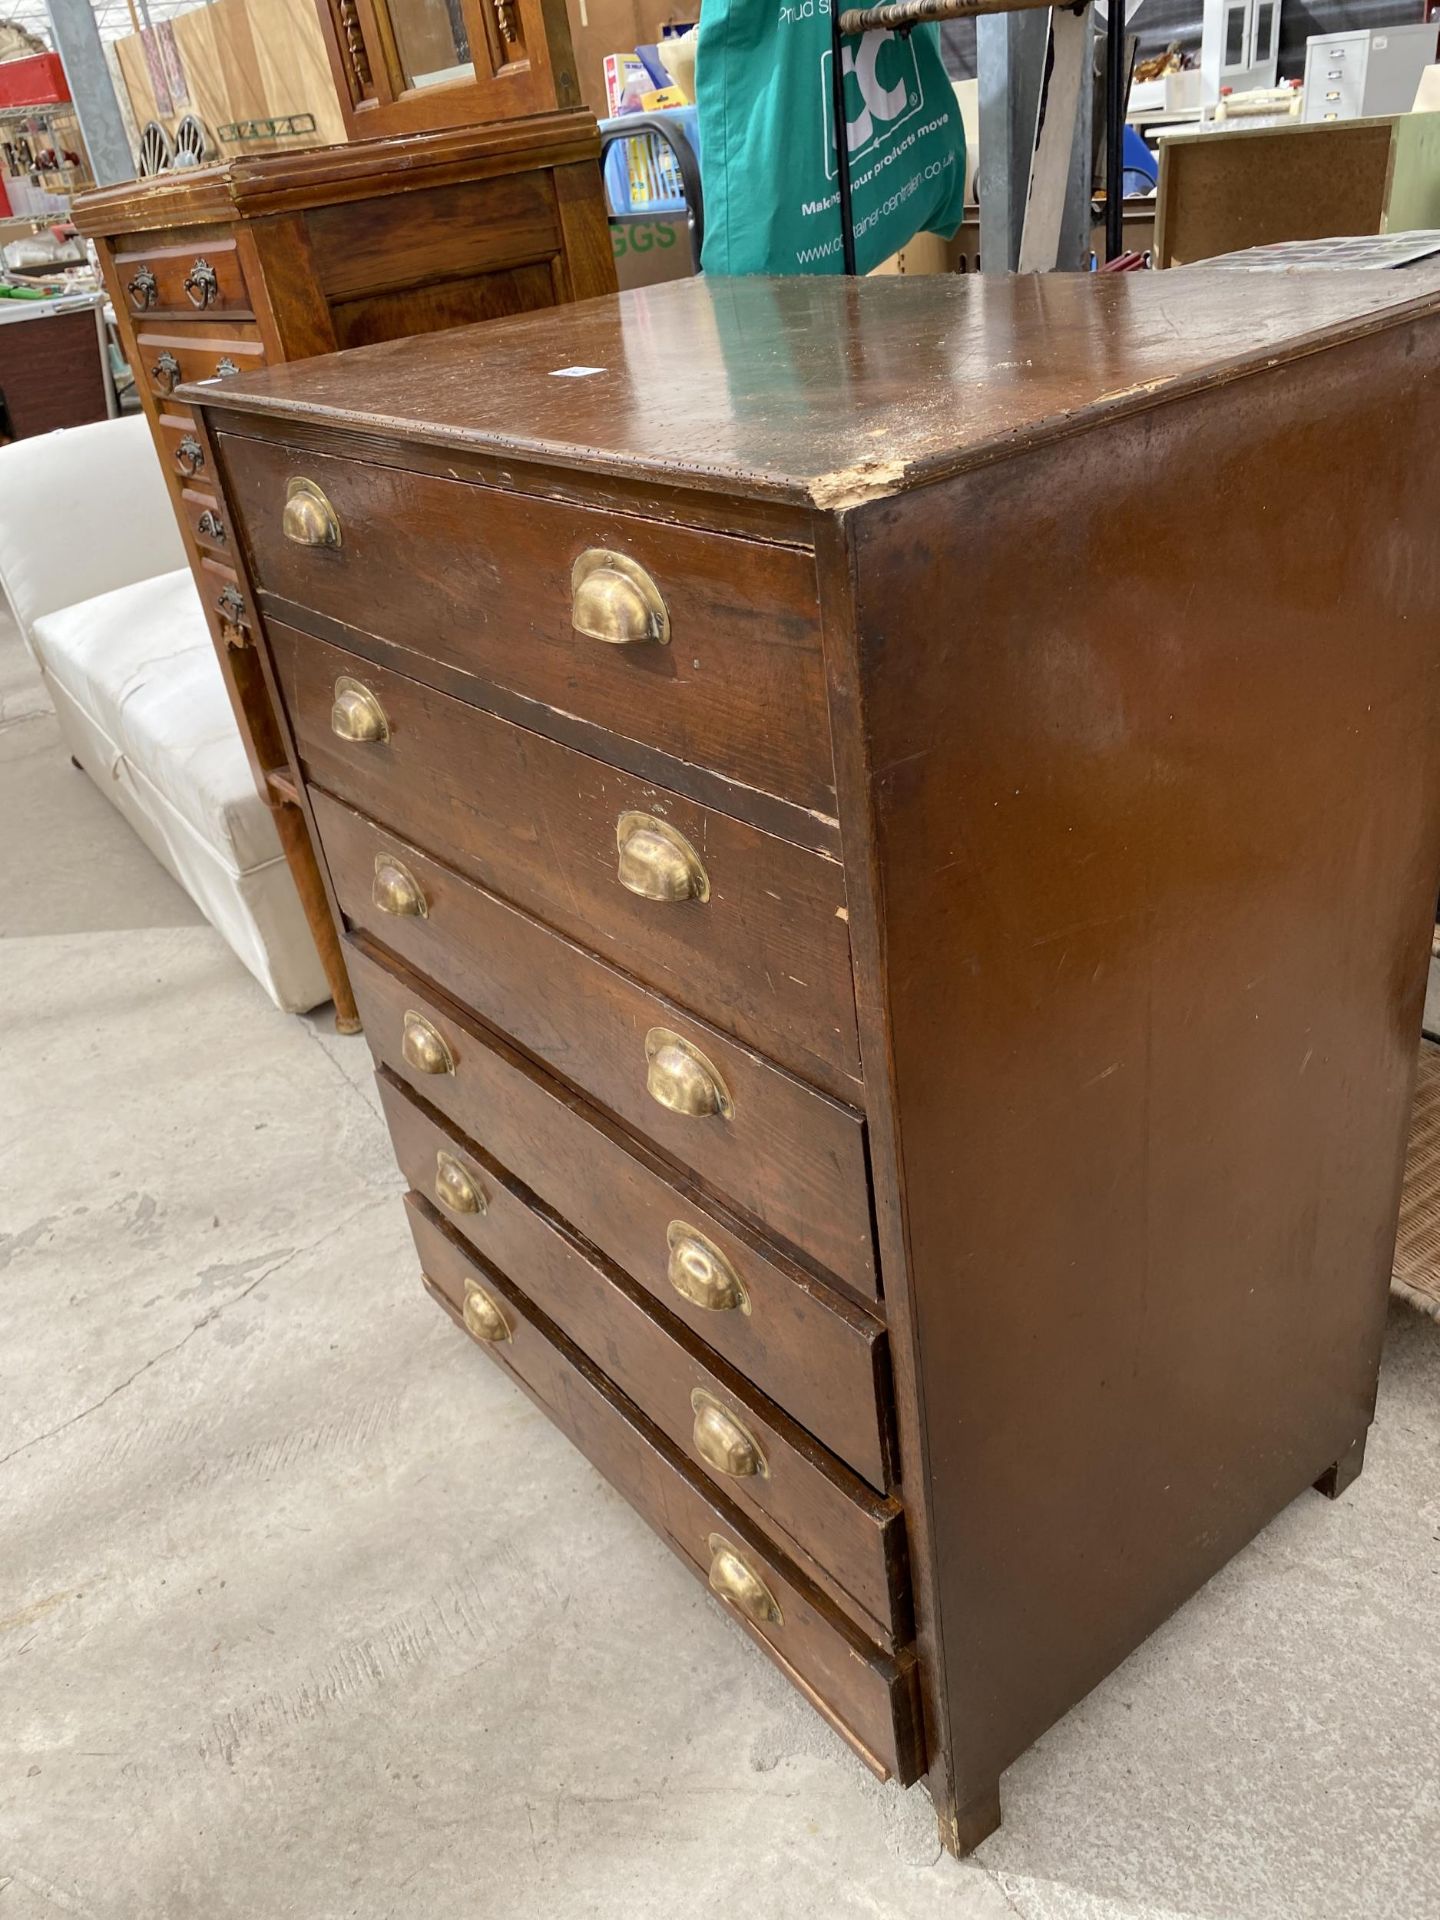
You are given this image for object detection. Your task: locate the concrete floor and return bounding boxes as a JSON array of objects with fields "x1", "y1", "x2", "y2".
[{"x1": 3, "y1": 606, "x2": 1439, "y2": 1920}]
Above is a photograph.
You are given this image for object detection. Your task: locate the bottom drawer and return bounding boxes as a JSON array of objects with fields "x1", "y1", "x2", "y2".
[{"x1": 408, "y1": 1197, "x2": 925, "y2": 1785}]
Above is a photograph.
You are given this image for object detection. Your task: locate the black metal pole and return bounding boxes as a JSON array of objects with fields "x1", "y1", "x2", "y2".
[
  {"x1": 1104, "y1": 0, "x2": 1125, "y2": 261},
  {"x1": 831, "y1": 4, "x2": 859, "y2": 273}
]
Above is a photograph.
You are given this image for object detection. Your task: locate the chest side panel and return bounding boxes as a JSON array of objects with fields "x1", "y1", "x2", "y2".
[{"x1": 848, "y1": 316, "x2": 1440, "y2": 1800}]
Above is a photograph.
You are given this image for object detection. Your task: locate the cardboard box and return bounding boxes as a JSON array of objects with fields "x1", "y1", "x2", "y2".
[
  {"x1": 567, "y1": 0, "x2": 692, "y2": 119},
  {"x1": 611, "y1": 213, "x2": 694, "y2": 288}
]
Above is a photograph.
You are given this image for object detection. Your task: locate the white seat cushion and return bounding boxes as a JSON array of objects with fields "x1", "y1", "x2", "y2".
[{"x1": 30, "y1": 569, "x2": 279, "y2": 876}]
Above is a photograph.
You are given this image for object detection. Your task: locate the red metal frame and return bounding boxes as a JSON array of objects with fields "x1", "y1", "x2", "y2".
[{"x1": 0, "y1": 52, "x2": 71, "y2": 112}]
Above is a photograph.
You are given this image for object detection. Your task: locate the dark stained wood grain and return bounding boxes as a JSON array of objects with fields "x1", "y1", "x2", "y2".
[
  {"x1": 304, "y1": 172, "x2": 561, "y2": 302},
  {"x1": 252, "y1": 588, "x2": 836, "y2": 855},
  {"x1": 220, "y1": 433, "x2": 836, "y2": 813},
  {"x1": 169, "y1": 272, "x2": 1440, "y2": 1852},
  {"x1": 329, "y1": 260, "x2": 563, "y2": 352},
  {"x1": 839, "y1": 309, "x2": 1440, "y2": 1828},
  {"x1": 350, "y1": 942, "x2": 890, "y2": 1455},
  {"x1": 377, "y1": 1056, "x2": 891, "y2": 1488},
  {"x1": 272, "y1": 623, "x2": 859, "y2": 1093},
  {"x1": 186, "y1": 269, "x2": 1440, "y2": 509},
  {"x1": 315, "y1": 793, "x2": 877, "y2": 1293},
  {"x1": 409, "y1": 1206, "x2": 925, "y2": 1784},
  {"x1": 394, "y1": 1126, "x2": 907, "y2": 1640},
  {"x1": 550, "y1": 159, "x2": 617, "y2": 305}
]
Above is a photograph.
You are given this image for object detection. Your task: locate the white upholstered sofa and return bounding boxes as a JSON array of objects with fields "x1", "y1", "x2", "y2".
[{"x1": 0, "y1": 414, "x2": 329, "y2": 1013}]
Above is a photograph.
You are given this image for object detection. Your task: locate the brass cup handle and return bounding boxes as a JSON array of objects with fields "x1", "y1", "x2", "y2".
[
  {"x1": 707, "y1": 1534, "x2": 783, "y2": 1627},
  {"x1": 667, "y1": 1223, "x2": 748, "y2": 1314},
  {"x1": 127, "y1": 265, "x2": 157, "y2": 309},
  {"x1": 152, "y1": 350, "x2": 181, "y2": 393},
  {"x1": 435, "y1": 1149, "x2": 484, "y2": 1215},
  {"x1": 616, "y1": 812, "x2": 708, "y2": 904},
  {"x1": 645, "y1": 1028, "x2": 732, "y2": 1120},
  {"x1": 691, "y1": 1389, "x2": 767, "y2": 1479},
  {"x1": 330, "y1": 676, "x2": 388, "y2": 743},
  {"x1": 282, "y1": 477, "x2": 342, "y2": 549},
  {"x1": 373, "y1": 854, "x2": 426, "y2": 918},
  {"x1": 174, "y1": 435, "x2": 205, "y2": 477},
  {"x1": 462, "y1": 1278, "x2": 509, "y2": 1343},
  {"x1": 402, "y1": 1010, "x2": 454, "y2": 1077},
  {"x1": 571, "y1": 549, "x2": 669, "y2": 646},
  {"x1": 184, "y1": 258, "x2": 219, "y2": 308}
]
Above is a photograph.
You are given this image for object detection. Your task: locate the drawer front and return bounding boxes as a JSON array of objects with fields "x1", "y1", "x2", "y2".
[
  {"x1": 138, "y1": 323, "x2": 264, "y2": 402},
  {"x1": 316, "y1": 795, "x2": 876, "y2": 1294},
  {"x1": 408, "y1": 1198, "x2": 924, "y2": 1783},
  {"x1": 381, "y1": 1060, "x2": 891, "y2": 1490},
  {"x1": 158, "y1": 406, "x2": 211, "y2": 486},
  {"x1": 401, "y1": 1174, "x2": 904, "y2": 1640},
  {"x1": 181, "y1": 485, "x2": 231, "y2": 559},
  {"x1": 353, "y1": 943, "x2": 889, "y2": 1471},
  {"x1": 218, "y1": 435, "x2": 835, "y2": 813},
  {"x1": 116, "y1": 239, "x2": 250, "y2": 319},
  {"x1": 275, "y1": 625, "x2": 860, "y2": 1094}
]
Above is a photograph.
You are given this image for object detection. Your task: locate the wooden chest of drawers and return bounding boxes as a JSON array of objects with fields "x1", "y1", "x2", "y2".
[
  {"x1": 185, "y1": 270, "x2": 1440, "y2": 1851},
  {"x1": 74, "y1": 113, "x2": 614, "y2": 1028}
]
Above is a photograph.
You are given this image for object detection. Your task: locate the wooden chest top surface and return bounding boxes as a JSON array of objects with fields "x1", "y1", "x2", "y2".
[{"x1": 189, "y1": 268, "x2": 1440, "y2": 504}]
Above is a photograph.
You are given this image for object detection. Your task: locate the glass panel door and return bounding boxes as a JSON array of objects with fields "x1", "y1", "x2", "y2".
[{"x1": 384, "y1": 0, "x2": 475, "y2": 89}]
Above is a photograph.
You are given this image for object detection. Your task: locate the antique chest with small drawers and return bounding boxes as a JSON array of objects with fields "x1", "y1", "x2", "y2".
[
  {"x1": 184, "y1": 269, "x2": 1440, "y2": 1851},
  {"x1": 74, "y1": 111, "x2": 614, "y2": 1028}
]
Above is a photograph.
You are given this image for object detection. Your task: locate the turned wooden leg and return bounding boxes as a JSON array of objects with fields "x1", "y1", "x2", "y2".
[
  {"x1": 938, "y1": 1782, "x2": 1003, "y2": 1857},
  {"x1": 1315, "y1": 1431, "x2": 1367, "y2": 1500},
  {"x1": 273, "y1": 798, "x2": 361, "y2": 1034}
]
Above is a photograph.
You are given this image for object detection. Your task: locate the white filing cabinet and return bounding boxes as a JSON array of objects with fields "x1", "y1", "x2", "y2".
[{"x1": 1303, "y1": 24, "x2": 1439, "y2": 122}]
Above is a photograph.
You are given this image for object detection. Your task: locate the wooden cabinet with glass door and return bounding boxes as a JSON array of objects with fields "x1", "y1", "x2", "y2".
[
  {"x1": 74, "y1": 93, "x2": 614, "y2": 1031},
  {"x1": 315, "y1": 0, "x2": 582, "y2": 139}
]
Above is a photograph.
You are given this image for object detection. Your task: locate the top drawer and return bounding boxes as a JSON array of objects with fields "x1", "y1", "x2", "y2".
[
  {"x1": 114, "y1": 239, "x2": 250, "y2": 319},
  {"x1": 214, "y1": 434, "x2": 836, "y2": 816}
]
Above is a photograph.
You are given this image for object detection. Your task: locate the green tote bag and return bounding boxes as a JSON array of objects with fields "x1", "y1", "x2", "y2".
[{"x1": 696, "y1": 1, "x2": 966, "y2": 276}]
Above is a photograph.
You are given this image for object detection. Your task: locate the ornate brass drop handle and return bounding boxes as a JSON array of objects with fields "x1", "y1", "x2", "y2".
[
  {"x1": 152, "y1": 350, "x2": 181, "y2": 393},
  {"x1": 197, "y1": 510, "x2": 226, "y2": 544},
  {"x1": 372, "y1": 853, "x2": 425, "y2": 918},
  {"x1": 571, "y1": 549, "x2": 669, "y2": 646},
  {"x1": 402, "y1": 1010, "x2": 454, "y2": 1076},
  {"x1": 667, "y1": 1223, "x2": 748, "y2": 1314},
  {"x1": 215, "y1": 584, "x2": 245, "y2": 627},
  {"x1": 330, "y1": 676, "x2": 388, "y2": 743},
  {"x1": 691, "y1": 1389, "x2": 767, "y2": 1478},
  {"x1": 707, "y1": 1534, "x2": 783, "y2": 1627},
  {"x1": 174, "y1": 435, "x2": 205, "y2": 477},
  {"x1": 462, "y1": 1277, "x2": 509, "y2": 1343},
  {"x1": 215, "y1": 356, "x2": 240, "y2": 379},
  {"x1": 127, "y1": 264, "x2": 158, "y2": 309},
  {"x1": 184, "y1": 258, "x2": 219, "y2": 308},
  {"x1": 435, "y1": 1150, "x2": 484, "y2": 1216},
  {"x1": 282, "y1": 477, "x2": 342, "y2": 549},
  {"x1": 616, "y1": 813, "x2": 708, "y2": 904},
  {"x1": 645, "y1": 1028, "x2": 732, "y2": 1120}
]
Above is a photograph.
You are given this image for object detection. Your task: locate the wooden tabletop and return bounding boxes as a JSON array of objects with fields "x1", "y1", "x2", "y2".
[{"x1": 190, "y1": 270, "x2": 1440, "y2": 507}]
